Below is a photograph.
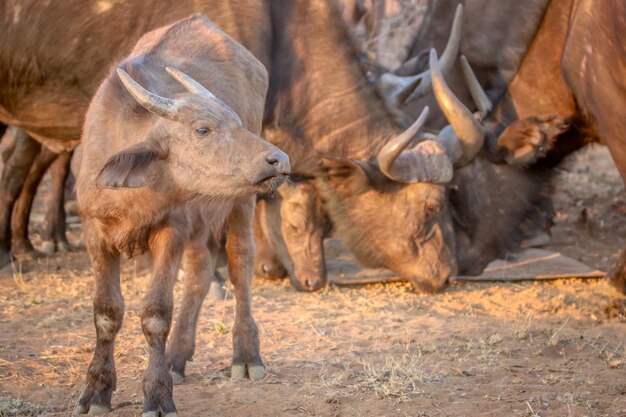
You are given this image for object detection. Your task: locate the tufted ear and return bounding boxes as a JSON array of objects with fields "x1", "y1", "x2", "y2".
[
  {"x1": 318, "y1": 155, "x2": 370, "y2": 194},
  {"x1": 97, "y1": 140, "x2": 167, "y2": 188},
  {"x1": 496, "y1": 115, "x2": 571, "y2": 166}
]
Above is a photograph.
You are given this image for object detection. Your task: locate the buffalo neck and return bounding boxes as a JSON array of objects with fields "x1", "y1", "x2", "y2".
[{"x1": 266, "y1": 0, "x2": 400, "y2": 162}]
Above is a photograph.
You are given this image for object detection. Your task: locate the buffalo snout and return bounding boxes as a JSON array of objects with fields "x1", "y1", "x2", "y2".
[
  {"x1": 265, "y1": 151, "x2": 291, "y2": 174},
  {"x1": 255, "y1": 149, "x2": 291, "y2": 192}
]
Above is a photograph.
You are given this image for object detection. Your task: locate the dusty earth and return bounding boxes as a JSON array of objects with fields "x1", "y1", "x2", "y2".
[{"x1": 1, "y1": 143, "x2": 626, "y2": 417}]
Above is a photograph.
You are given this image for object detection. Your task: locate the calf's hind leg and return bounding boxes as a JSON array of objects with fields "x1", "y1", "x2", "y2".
[
  {"x1": 75, "y1": 222, "x2": 123, "y2": 415},
  {"x1": 167, "y1": 233, "x2": 218, "y2": 384},
  {"x1": 226, "y1": 198, "x2": 265, "y2": 380}
]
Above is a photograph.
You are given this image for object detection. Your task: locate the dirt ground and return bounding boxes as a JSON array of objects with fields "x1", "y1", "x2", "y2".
[{"x1": 1, "y1": 143, "x2": 625, "y2": 417}]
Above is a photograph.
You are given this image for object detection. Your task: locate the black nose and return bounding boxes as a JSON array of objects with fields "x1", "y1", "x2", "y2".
[{"x1": 265, "y1": 152, "x2": 291, "y2": 174}]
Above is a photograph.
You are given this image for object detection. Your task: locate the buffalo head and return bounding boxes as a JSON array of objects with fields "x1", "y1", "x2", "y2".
[
  {"x1": 99, "y1": 67, "x2": 290, "y2": 197},
  {"x1": 312, "y1": 49, "x2": 487, "y2": 292}
]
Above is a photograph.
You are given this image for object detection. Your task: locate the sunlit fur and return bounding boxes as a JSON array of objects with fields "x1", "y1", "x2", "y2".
[{"x1": 75, "y1": 16, "x2": 286, "y2": 415}]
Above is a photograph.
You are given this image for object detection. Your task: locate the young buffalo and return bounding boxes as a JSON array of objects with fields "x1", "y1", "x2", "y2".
[{"x1": 75, "y1": 15, "x2": 289, "y2": 416}]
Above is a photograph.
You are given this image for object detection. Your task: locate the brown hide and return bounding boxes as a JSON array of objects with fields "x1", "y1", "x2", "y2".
[
  {"x1": 75, "y1": 16, "x2": 285, "y2": 414},
  {"x1": 0, "y1": 0, "x2": 271, "y2": 152},
  {"x1": 561, "y1": 0, "x2": 626, "y2": 181},
  {"x1": 401, "y1": 0, "x2": 549, "y2": 128}
]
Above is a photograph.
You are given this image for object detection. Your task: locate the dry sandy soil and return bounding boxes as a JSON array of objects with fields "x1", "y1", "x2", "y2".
[{"x1": 1, "y1": 145, "x2": 625, "y2": 417}]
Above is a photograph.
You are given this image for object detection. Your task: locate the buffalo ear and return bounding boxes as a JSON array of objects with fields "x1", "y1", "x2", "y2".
[
  {"x1": 497, "y1": 115, "x2": 570, "y2": 166},
  {"x1": 318, "y1": 156, "x2": 370, "y2": 193},
  {"x1": 97, "y1": 140, "x2": 166, "y2": 188}
]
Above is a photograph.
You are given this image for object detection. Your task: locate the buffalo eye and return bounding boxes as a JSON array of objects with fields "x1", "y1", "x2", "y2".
[{"x1": 195, "y1": 127, "x2": 210, "y2": 136}]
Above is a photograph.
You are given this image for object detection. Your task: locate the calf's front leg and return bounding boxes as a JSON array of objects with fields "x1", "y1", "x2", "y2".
[
  {"x1": 75, "y1": 222, "x2": 123, "y2": 415},
  {"x1": 226, "y1": 197, "x2": 265, "y2": 380}
]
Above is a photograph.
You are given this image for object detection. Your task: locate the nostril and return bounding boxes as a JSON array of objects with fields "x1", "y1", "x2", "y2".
[
  {"x1": 266, "y1": 156, "x2": 279, "y2": 166},
  {"x1": 305, "y1": 278, "x2": 323, "y2": 290}
]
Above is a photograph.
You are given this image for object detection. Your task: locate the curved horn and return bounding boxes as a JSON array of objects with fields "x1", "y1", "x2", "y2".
[
  {"x1": 430, "y1": 49, "x2": 484, "y2": 166},
  {"x1": 165, "y1": 66, "x2": 217, "y2": 99},
  {"x1": 381, "y1": 3, "x2": 463, "y2": 106},
  {"x1": 165, "y1": 66, "x2": 243, "y2": 126},
  {"x1": 116, "y1": 68, "x2": 177, "y2": 119},
  {"x1": 460, "y1": 55, "x2": 492, "y2": 118},
  {"x1": 377, "y1": 106, "x2": 453, "y2": 184}
]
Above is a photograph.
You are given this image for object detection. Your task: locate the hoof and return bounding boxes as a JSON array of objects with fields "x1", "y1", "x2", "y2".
[
  {"x1": 231, "y1": 364, "x2": 247, "y2": 380},
  {"x1": 56, "y1": 240, "x2": 71, "y2": 252},
  {"x1": 73, "y1": 404, "x2": 89, "y2": 415},
  {"x1": 142, "y1": 412, "x2": 178, "y2": 417},
  {"x1": 208, "y1": 281, "x2": 226, "y2": 300},
  {"x1": 231, "y1": 363, "x2": 266, "y2": 380},
  {"x1": 40, "y1": 240, "x2": 56, "y2": 255},
  {"x1": 248, "y1": 364, "x2": 266, "y2": 381},
  {"x1": 87, "y1": 404, "x2": 111, "y2": 415},
  {"x1": 0, "y1": 250, "x2": 11, "y2": 270},
  {"x1": 170, "y1": 370, "x2": 185, "y2": 385}
]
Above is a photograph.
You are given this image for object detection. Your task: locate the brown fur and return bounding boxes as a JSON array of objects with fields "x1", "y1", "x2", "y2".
[
  {"x1": 255, "y1": 180, "x2": 328, "y2": 291},
  {"x1": 75, "y1": 16, "x2": 288, "y2": 415}
]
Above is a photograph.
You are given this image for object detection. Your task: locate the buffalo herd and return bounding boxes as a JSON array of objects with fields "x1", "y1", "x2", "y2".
[{"x1": 0, "y1": 0, "x2": 624, "y2": 414}]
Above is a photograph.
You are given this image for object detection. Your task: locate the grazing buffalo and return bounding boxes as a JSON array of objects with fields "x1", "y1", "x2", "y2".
[
  {"x1": 387, "y1": 0, "x2": 626, "y2": 290},
  {"x1": 254, "y1": 180, "x2": 327, "y2": 291},
  {"x1": 75, "y1": 15, "x2": 289, "y2": 416}
]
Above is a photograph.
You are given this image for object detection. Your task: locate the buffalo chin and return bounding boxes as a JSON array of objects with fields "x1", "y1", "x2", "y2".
[{"x1": 255, "y1": 174, "x2": 287, "y2": 193}]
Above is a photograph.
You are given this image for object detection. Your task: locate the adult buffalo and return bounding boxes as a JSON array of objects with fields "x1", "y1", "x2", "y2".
[{"x1": 386, "y1": 0, "x2": 626, "y2": 291}]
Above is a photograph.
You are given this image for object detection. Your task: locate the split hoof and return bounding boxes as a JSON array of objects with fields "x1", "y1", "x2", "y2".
[
  {"x1": 231, "y1": 363, "x2": 266, "y2": 380},
  {"x1": 170, "y1": 370, "x2": 185, "y2": 385},
  {"x1": 87, "y1": 404, "x2": 111, "y2": 415},
  {"x1": 208, "y1": 281, "x2": 226, "y2": 300},
  {"x1": 231, "y1": 364, "x2": 247, "y2": 380},
  {"x1": 56, "y1": 240, "x2": 72, "y2": 252},
  {"x1": 40, "y1": 240, "x2": 56, "y2": 255},
  {"x1": 142, "y1": 411, "x2": 178, "y2": 417},
  {"x1": 248, "y1": 365, "x2": 266, "y2": 381}
]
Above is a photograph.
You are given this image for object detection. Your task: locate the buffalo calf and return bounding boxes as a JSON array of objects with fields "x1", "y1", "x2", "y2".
[{"x1": 75, "y1": 15, "x2": 289, "y2": 416}]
